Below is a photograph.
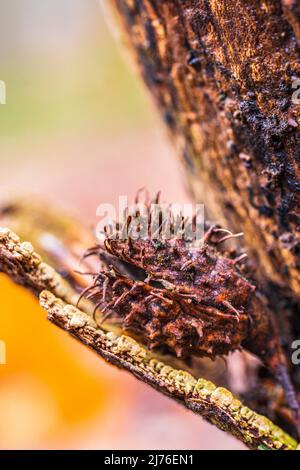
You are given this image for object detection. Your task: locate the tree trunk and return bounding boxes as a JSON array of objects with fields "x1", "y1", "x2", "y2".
[{"x1": 108, "y1": 0, "x2": 300, "y2": 309}]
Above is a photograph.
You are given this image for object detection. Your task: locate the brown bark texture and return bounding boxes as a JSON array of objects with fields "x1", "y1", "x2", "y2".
[{"x1": 108, "y1": 0, "x2": 300, "y2": 321}]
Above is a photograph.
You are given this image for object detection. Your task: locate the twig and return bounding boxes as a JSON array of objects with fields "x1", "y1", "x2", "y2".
[
  {"x1": 40, "y1": 290, "x2": 297, "y2": 450},
  {"x1": 0, "y1": 227, "x2": 73, "y2": 300}
]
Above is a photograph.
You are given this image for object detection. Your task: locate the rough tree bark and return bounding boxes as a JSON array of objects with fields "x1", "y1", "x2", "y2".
[{"x1": 107, "y1": 0, "x2": 300, "y2": 312}]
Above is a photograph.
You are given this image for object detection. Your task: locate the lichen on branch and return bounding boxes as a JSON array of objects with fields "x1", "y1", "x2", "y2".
[{"x1": 40, "y1": 289, "x2": 297, "y2": 450}]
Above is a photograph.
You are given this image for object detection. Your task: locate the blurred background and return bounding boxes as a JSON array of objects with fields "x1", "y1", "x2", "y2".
[{"x1": 0, "y1": 0, "x2": 243, "y2": 449}]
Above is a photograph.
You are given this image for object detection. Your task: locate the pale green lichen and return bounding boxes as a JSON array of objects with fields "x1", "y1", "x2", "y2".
[
  {"x1": 211, "y1": 387, "x2": 234, "y2": 407},
  {"x1": 193, "y1": 377, "x2": 216, "y2": 396}
]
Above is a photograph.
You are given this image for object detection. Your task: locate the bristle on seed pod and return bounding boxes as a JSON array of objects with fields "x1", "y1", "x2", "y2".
[{"x1": 82, "y1": 271, "x2": 249, "y2": 359}]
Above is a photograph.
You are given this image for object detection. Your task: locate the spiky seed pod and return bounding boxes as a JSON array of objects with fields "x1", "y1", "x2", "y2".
[
  {"x1": 84, "y1": 272, "x2": 249, "y2": 359},
  {"x1": 91, "y1": 233, "x2": 276, "y2": 368},
  {"x1": 104, "y1": 236, "x2": 255, "y2": 314},
  {"x1": 81, "y1": 195, "x2": 300, "y2": 434}
]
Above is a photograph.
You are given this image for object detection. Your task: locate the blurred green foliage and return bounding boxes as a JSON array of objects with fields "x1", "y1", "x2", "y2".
[{"x1": 0, "y1": 36, "x2": 151, "y2": 139}]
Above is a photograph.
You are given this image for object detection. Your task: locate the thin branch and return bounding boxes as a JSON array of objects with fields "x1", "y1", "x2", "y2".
[
  {"x1": 40, "y1": 289, "x2": 298, "y2": 451},
  {"x1": 0, "y1": 227, "x2": 76, "y2": 303}
]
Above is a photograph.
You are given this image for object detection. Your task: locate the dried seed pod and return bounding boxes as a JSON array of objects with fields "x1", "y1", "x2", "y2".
[
  {"x1": 81, "y1": 195, "x2": 300, "y2": 434},
  {"x1": 84, "y1": 271, "x2": 249, "y2": 359}
]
